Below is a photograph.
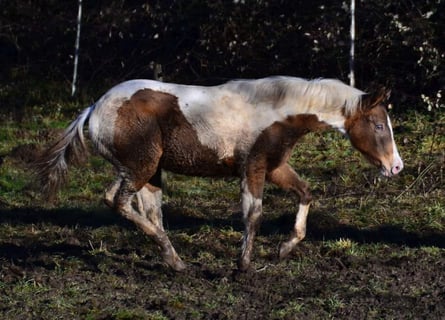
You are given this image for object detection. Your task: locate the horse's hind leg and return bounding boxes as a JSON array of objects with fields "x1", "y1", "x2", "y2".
[
  {"x1": 104, "y1": 176, "x2": 163, "y2": 227},
  {"x1": 113, "y1": 174, "x2": 185, "y2": 271},
  {"x1": 136, "y1": 185, "x2": 164, "y2": 230},
  {"x1": 105, "y1": 176, "x2": 163, "y2": 230},
  {"x1": 102, "y1": 96, "x2": 184, "y2": 270},
  {"x1": 135, "y1": 170, "x2": 164, "y2": 231},
  {"x1": 104, "y1": 176, "x2": 122, "y2": 208},
  {"x1": 266, "y1": 163, "x2": 312, "y2": 259}
]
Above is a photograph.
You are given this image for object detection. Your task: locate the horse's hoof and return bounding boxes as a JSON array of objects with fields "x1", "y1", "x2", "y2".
[
  {"x1": 237, "y1": 257, "x2": 251, "y2": 272},
  {"x1": 172, "y1": 259, "x2": 187, "y2": 272},
  {"x1": 165, "y1": 260, "x2": 186, "y2": 272},
  {"x1": 163, "y1": 253, "x2": 187, "y2": 272},
  {"x1": 279, "y1": 241, "x2": 294, "y2": 260},
  {"x1": 168, "y1": 257, "x2": 187, "y2": 272},
  {"x1": 238, "y1": 257, "x2": 251, "y2": 272}
]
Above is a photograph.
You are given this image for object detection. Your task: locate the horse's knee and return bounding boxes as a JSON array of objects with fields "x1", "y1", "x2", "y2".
[
  {"x1": 299, "y1": 183, "x2": 312, "y2": 204},
  {"x1": 301, "y1": 191, "x2": 312, "y2": 205}
]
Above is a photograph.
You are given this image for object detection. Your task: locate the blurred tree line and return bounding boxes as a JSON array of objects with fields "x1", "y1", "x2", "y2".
[{"x1": 0, "y1": 0, "x2": 443, "y2": 115}]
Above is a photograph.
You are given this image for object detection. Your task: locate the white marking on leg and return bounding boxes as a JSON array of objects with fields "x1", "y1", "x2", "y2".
[
  {"x1": 279, "y1": 203, "x2": 310, "y2": 259},
  {"x1": 136, "y1": 187, "x2": 155, "y2": 218},
  {"x1": 241, "y1": 178, "x2": 262, "y2": 221},
  {"x1": 241, "y1": 193, "x2": 262, "y2": 252},
  {"x1": 136, "y1": 187, "x2": 164, "y2": 231},
  {"x1": 104, "y1": 178, "x2": 121, "y2": 207},
  {"x1": 136, "y1": 191, "x2": 146, "y2": 217},
  {"x1": 239, "y1": 179, "x2": 263, "y2": 270},
  {"x1": 294, "y1": 203, "x2": 310, "y2": 243},
  {"x1": 151, "y1": 189, "x2": 164, "y2": 231}
]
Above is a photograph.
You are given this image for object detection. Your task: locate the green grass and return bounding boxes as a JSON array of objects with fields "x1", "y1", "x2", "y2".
[{"x1": 0, "y1": 107, "x2": 444, "y2": 319}]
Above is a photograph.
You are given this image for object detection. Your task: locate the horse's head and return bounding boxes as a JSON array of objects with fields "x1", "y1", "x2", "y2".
[{"x1": 345, "y1": 89, "x2": 403, "y2": 177}]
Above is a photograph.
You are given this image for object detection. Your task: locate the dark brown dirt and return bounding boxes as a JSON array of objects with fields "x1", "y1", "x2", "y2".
[{"x1": 1, "y1": 207, "x2": 444, "y2": 319}]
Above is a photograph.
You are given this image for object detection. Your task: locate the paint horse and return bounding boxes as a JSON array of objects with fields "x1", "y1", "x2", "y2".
[{"x1": 35, "y1": 76, "x2": 403, "y2": 271}]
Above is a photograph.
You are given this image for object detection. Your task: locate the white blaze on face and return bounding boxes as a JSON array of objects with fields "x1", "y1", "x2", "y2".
[{"x1": 386, "y1": 115, "x2": 404, "y2": 175}]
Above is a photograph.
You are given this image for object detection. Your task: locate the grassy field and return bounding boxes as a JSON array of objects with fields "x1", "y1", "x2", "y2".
[{"x1": 0, "y1": 104, "x2": 444, "y2": 319}]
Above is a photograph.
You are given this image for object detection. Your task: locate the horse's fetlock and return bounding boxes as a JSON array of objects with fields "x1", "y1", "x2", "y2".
[
  {"x1": 301, "y1": 191, "x2": 312, "y2": 204},
  {"x1": 296, "y1": 232, "x2": 306, "y2": 242}
]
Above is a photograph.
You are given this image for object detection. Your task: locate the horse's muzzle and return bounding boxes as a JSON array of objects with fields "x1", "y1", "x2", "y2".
[{"x1": 381, "y1": 158, "x2": 403, "y2": 177}]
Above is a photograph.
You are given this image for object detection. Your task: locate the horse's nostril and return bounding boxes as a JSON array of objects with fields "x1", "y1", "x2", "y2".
[{"x1": 391, "y1": 164, "x2": 402, "y2": 175}]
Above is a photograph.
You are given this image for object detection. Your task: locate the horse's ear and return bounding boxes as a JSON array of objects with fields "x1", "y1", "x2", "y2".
[{"x1": 362, "y1": 87, "x2": 391, "y2": 109}]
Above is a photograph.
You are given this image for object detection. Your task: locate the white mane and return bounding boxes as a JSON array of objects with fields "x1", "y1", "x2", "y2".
[{"x1": 223, "y1": 76, "x2": 365, "y2": 116}]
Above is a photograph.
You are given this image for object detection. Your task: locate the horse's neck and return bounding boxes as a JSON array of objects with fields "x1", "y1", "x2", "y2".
[
  {"x1": 317, "y1": 112, "x2": 346, "y2": 133},
  {"x1": 280, "y1": 94, "x2": 347, "y2": 133}
]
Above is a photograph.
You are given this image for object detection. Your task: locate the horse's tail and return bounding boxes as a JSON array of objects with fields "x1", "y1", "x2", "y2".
[{"x1": 34, "y1": 105, "x2": 95, "y2": 201}]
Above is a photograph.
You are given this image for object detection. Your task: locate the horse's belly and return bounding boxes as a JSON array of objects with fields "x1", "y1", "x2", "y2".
[{"x1": 160, "y1": 141, "x2": 239, "y2": 177}]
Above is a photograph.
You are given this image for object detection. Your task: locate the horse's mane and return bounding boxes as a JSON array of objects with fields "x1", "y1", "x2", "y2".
[{"x1": 224, "y1": 76, "x2": 365, "y2": 116}]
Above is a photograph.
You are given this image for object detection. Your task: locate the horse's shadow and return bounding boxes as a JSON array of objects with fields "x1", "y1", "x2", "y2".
[
  {"x1": 0, "y1": 206, "x2": 444, "y2": 260},
  {"x1": 273, "y1": 212, "x2": 445, "y2": 248}
]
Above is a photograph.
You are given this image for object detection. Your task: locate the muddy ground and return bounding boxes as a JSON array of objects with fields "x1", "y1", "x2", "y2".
[{"x1": 1, "y1": 204, "x2": 444, "y2": 319}]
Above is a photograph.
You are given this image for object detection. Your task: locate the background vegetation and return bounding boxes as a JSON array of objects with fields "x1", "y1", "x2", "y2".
[
  {"x1": 1, "y1": 0, "x2": 444, "y2": 116},
  {"x1": 0, "y1": 1, "x2": 444, "y2": 319}
]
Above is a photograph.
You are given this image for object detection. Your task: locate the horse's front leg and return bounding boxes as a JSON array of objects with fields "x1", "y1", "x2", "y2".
[
  {"x1": 266, "y1": 163, "x2": 312, "y2": 259},
  {"x1": 238, "y1": 163, "x2": 266, "y2": 271}
]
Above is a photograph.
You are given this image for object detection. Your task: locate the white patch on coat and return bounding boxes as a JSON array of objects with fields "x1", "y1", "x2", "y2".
[
  {"x1": 136, "y1": 188, "x2": 164, "y2": 230},
  {"x1": 240, "y1": 178, "x2": 263, "y2": 253},
  {"x1": 240, "y1": 179, "x2": 263, "y2": 219},
  {"x1": 294, "y1": 203, "x2": 310, "y2": 242}
]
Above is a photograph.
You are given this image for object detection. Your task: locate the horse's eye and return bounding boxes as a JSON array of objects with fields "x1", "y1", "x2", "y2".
[{"x1": 375, "y1": 124, "x2": 384, "y2": 131}]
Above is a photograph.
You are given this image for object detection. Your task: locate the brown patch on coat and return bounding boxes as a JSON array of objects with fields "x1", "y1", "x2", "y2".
[
  {"x1": 113, "y1": 90, "x2": 165, "y2": 189},
  {"x1": 266, "y1": 164, "x2": 312, "y2": 204},
  {"x1": 113, "y1": 89, "x2": 239, "y2": 189},
  {"x1": 245, "y1": 114, "x2": 328, "y2": 198},
  {"x1": 143, "y1": 182, "x2": 161, "y2": 194}
]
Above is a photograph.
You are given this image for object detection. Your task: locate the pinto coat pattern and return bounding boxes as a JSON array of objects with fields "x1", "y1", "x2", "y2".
[{"x1": 35, "y1": 76, "x2": 403, "y2": 271}]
